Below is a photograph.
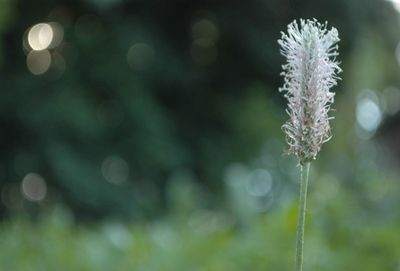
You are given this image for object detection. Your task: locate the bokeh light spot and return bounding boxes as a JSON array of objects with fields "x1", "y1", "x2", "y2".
[
  {"x1": 28, "y1": 23, "x2": 54, "y2": 51},
  {"x1": 101, "y1": 156, "x2": 129, "y2": 184},
  {"x1": 127, "y1": 43, "x2": 155, "y2": 71},
  {"x1": 48, "y1": 22, "x2": 64, "y2": 48},
  {"x1": 387, "y1": 0, "x2": 400, "y2": 13},
  {"x1": 191, "y1": 19, "x2": 219, "y2": 47},
  {"x1": 190, "y1": 18, "x2": 219, "y2": 65},
  {"x1": 26, "y1": 50, "x2": 51, "y2": 75},
  {"x1": 246, "y1": 169, "x2": 273, "y2": 197},
  {"x1": 356, "y1": 96, "x2": 382, "y2": 132},
  {"x1": 102, "y1": 222, "x2": 131, "y2": 250},
  {"x1": 21, "y1": 173, "x2": 47, "y2": 202}
]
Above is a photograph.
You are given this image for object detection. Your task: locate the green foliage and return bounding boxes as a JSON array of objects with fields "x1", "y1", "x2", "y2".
[
  {"x1": 0, "y1": 0, "x2": 398, "y2": 218},
  {"x1": 1, "y1": 195, "x2": 400, "y2": 271}
]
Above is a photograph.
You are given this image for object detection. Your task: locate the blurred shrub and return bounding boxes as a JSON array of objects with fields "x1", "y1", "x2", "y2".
[{"x1": 1, "y1": 190, "x2": 400, "y2": 271}]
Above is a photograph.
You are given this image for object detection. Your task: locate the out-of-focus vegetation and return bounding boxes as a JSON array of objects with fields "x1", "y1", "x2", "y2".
[
  {"x1": 2, "y1": 191, "x2": 400, "y2": 271},
  {"x1": 1, "y1": 0, "x2": 400, "y2": 269}
]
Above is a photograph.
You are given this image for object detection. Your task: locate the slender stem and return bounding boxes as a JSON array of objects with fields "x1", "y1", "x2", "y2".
[{"x1": 294, "y1": 162, "x2": 311, "y2": 271}]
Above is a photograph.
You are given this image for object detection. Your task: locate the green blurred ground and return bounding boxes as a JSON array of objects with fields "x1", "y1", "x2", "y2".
[{"x1": 1, "y1": 195, "x2": 400, "y2": 271}]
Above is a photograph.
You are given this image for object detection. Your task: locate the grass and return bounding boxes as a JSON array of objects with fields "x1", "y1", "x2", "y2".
[{"x1": 1, "y1": 194, "x2": 399, "y2": 271}]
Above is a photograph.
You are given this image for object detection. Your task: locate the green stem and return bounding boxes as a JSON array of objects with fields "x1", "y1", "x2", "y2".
[{"x1": 295, "y1": 162, "x2": 311, "y2": 271}]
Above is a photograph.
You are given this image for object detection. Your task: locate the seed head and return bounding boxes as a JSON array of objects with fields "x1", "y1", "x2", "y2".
[{"x1": 278, "y1": 19, "x2": 341, "y2": 164}]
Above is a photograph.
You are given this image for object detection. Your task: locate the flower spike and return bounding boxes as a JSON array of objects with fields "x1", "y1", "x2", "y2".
[{"x1": 278, "y1": 19, "x2": 341, "y2": 165}]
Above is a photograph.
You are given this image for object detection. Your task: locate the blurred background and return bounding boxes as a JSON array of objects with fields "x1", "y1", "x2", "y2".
[{"x1": 0, "y1": 0, "x2": 400, "y2": 270}]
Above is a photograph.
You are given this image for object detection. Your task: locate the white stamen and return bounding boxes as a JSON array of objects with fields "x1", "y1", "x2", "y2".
[{"x1": 278, "y1": 19, "x2": 341, "y2": 164}]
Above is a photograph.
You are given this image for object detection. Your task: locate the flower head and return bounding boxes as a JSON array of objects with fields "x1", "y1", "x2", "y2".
[{"x1": 278, "y1": 19, "x2": 341, "y2": 164}]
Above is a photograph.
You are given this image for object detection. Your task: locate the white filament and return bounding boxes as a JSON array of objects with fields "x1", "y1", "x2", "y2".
[{"x1": 278, "y1": 19, "x2": 341, "y2": 164}]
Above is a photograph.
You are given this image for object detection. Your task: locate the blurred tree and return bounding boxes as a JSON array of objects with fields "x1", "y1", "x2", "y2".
[{"x1": 0, "y1": 0, "x2": 398, "y2": 219}]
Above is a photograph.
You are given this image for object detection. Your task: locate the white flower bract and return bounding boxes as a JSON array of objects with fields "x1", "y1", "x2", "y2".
[{"x1": 278, "y1": 19, "x2": 341, "y2": 164}]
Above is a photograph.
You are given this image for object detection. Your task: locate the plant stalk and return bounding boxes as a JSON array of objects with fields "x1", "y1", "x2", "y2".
[{"x1": 294, "y1": 162, "x2": 311, "y2": 271}]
